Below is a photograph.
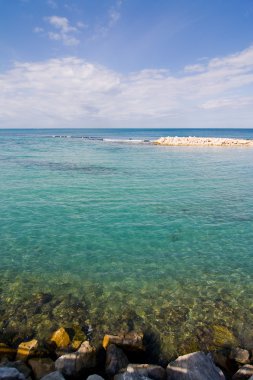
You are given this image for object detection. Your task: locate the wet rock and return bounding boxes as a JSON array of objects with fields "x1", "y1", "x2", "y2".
[
  {"x1": 55, "y1": 340, "x2": 96, "y2": 376},
  {"x1": 114, "y1": 373, "x2": 151, "y2": 380},
  {"x1": 212, "y1": 325, "x2": 237, "y2": 348},
  {"x1": 0, "y1": 345, "x2": 16, "y2": 361},
  {"x1": 0, "y1": 361, "x2": 31, "y2": 379},
  {"x1": 166, "y1": 351, "x2": 225, "y2": 380},
  {"x1": 105, "y1": 344, "x2": 129, "y2": 376},
  {"x1": 126, "y1": 364, "x2": 166, "y2": 380},
  {"x1": 86, "y1": 375, "x2": 105, "y2": 380},
  {"x1": 211, "y1": 349, "x2": 237, "y2": 378},
  {"x1": 230, "y1": 348, "x2": 250, "y2": 364},
  {"x1": 0, "y1": 368, "x2": 26, "y2": 380},
  {"x1": 28, "y1": 358, "x2": 55, "y2": 380},
  {"x1": 71, "y1": 341, "x2": 82, "y2": 351},
  {"x1": 16, "y1": 340, "x2": 38, "y2": 360},
  {"x1": 40, "y1": 372, "x2": 65, "y2": 380},
  {"x1": 50, "y1": 329, "x2": 70, "y2": 349},
  {"x1": 103, "y1": 332, "x2": 144, "y2": 351},
  {"x1": 34, "y1": 294, "x2": 53, "y2": 313},
  {"x1": 232, "y1": 365, "x2": 253, "y2": 379}
]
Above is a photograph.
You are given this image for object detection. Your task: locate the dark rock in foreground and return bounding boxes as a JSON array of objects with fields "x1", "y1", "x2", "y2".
[
  {"x1": 0, "y1": 368, "x2": 26, "y2": 380},
  {"x1": 105, "y1": 344, "x2": 129, "y2": 376},
  {"x1": 232, "y1": 365, "x2": 253, "y2": 379},
  {"x1": 40, "y1": 371, "x2": 65, "y2": 380},
  {"x1": 166, "y1": 351, "x2": 225, "y2": 380}
]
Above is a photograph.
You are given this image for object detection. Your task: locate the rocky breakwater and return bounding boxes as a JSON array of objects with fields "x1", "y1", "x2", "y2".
[
  {"x1": 154, "y1": 136, "x2": 253, "y2": 147},
  {"x1": 1, "y1": 328, "x2": 253, "y2": 380}
]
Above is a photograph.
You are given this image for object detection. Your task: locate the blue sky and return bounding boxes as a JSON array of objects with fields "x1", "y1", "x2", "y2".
[{"x1": 0, "y1": 0, "x2": 253, "y2": 128}]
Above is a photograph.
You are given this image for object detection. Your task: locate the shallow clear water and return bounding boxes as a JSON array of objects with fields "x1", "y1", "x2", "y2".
[{"x1": 0, "y1": 129, "x2": 253, "y2": 357}]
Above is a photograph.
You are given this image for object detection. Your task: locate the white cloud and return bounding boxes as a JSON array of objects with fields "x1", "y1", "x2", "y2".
[
  {"x1": 184, "y1": 64, "x2": 205, "y2": 73},
  {"x1": 34, "y1": 27, "x2": 44, "y2": 33},
  {"x1": 93, "y1": 0, "x2": 123, "y2": 39},
  {"x1": 47, "y1": 0, "x2": 58, "y2": 9},
  {"x1": 45, "y1": 16, "x2": 80, "y2": 46},
  {"x1": 1, "y1": 45, "x2": 253, "y2": 128}
]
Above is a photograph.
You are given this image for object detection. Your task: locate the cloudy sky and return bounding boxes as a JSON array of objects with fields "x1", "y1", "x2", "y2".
[{"x1": 1, "y1": 0, "x2": 253, "y2": 128}]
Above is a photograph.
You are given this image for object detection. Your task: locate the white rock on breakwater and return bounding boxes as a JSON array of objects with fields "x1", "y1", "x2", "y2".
[{"x1": 154, "y1": 136, "x2": 253, "y2": 147}]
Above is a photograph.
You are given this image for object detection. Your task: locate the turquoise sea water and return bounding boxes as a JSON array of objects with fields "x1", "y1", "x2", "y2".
[{"x1": 1, "y1": 128, "x2": 253, "y2": 357}]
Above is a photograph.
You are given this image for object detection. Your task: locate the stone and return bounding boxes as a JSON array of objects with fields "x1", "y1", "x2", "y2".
[
  {"x1": 50, "y1": 329, "x2": 70, "y2": 349},
  {"x1": 212, "y1": 325, "x2": 237, "y2": 347},
  {"x1": 0, "y1": 345, "x2": 16, "y2": 360},
  {"x1": 230, "y1": 348, "x2": 250, "y2": 364},
  {"x1": 232, "y1": 365, "x2": 253, "y2": 380},
  {"x1": 211, "y1": 349, "x2": 237, "y2": 378},
  {"x1": 28, "y1": 358, "x2": 55, "y2": 380},
  {"x1": 40, "y1": 372, "x2": 65, "y2": 380},
  {"x1": 16, "y1": 340, "x2": 38, "y2": 360},
  {"x1": 86, "y1": 375, "x2": 105, "y2": 380},
  {"x1": 166, "y1": 351, "x2": 225, "y2": 380},
  {"x1": 126, "y1": 364, "x2": 166, "y2": 380},
  {"x1": 114, "y1": 373, "x2": 151, "y2": 380},
  {"x1": 0, "y1": 368, "x2": 26, "y2": 380},
  {"x1": 71, "y1": 341, "x2": 82, "y2": 351},
  {"x1": 55, "y1": 340, "x2": 96, "y2": 376},
  {"x1": 103, "y1": 332, "x2": 144, "y2": 351},
  {"x1": 105, "y1": 344, "x2": 129, "y2": 376},
  {"x1": 0, "y1": 362, "x2": 31, "y2": 379}
]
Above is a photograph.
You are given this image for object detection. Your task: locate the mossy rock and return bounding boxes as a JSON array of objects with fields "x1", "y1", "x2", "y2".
[{"x1": 212, "y1": 325, "x2": 238, "y2": 347}]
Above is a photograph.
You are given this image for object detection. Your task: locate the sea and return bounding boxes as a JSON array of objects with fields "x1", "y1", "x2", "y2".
[{"x1": 0, "y1": 128, "x2": 253, "y2": 358}]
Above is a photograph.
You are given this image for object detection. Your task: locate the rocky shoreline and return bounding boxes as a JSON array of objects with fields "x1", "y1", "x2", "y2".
[
  {"x1": 154, "y1": 136, "x2": 253, "y2": 147},
  {"x1": 1, "y1": 328, "x2": 253, "y2": 380}
]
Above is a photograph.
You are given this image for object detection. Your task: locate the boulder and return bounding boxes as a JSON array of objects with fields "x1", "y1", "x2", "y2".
[
  {"x1": 211, "y1": 349, "x2": 237, "y2": 378},
  {"x1": 0, "y1": 345, "x2": 16, "y2": 361},
  {"x1": 103, "y1": 332, "x2": 144, "y2": 351},
  {"x1": 16, "y1": 340, "x2": 38, "y2": 361},
  {"x1": 230, "y1": 348, "x2": 250, "y2": 364},
  {"x1": 0, "y1": 361, "x2": 31, "y2": 379},
  {"x1": 0, "y1": 368, "x2": 26, "y2": 380},
  {"x1": 40, "y1": 372, "x2": 65, "y2": 380},
  {"x1": 55, "y1": 341, "x2": 96, "y2": 376},
  {"x1": 50, "y1": 329, "x2": 70, "y2": 349},
  {"x1": 86, "y1": 375, "x2": 105, "y2": 380},
  {"x1": 126, "y1": 364, "x2": 166, "y2": 380},
  {"x1": 114, "y1": 373, "x2": 151, "y2": 380},
  {"x1": 166, "y1": 351, "x2": 225, "y2": 380},
  {"x1": 105, "y1": 344, "x2": 129, "y2": 376},
  {"x1": 232, "y1": 365, "x2": 253, "y2": 379},
  {"x1": 28, "y1": 358, "x2": 55, "y2": 380}
]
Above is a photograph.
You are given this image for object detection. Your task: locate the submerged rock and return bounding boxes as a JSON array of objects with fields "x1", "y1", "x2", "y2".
[
  {"x1": 16, "y1": 340, "x2": 38, "y2": 361},
  {"x1": 212, "y1": 325, "x2": 237, "y2": 348},
  {"x1": 166, "y1": 351, "x2": 225, "y2": 380},
  {"x1": 50, "y1": 329, "x2": 70, "y2": 349},
  {"x1": 105, "y1": 344, "x2": 129, "y2": 376},
  {"x1": 0, "y1": 345, "x2": 16, "y2": 361}
]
